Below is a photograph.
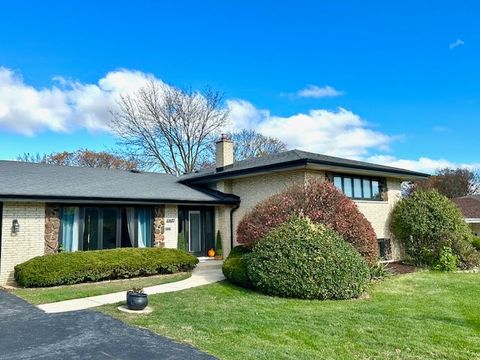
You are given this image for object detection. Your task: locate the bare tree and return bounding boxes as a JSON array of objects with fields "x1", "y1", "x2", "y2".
[
  {"x1": 230, "y1": 129, "x2": 287, "y2": 161},
  {"x1": 110, "y1": 81, "x2": 228, "y2": 175},
  {"x1": 408, "y1": 168, "x2": 480, "y2": 198},
  {"x1": 17, "y1": 153, "x2": 47, "y2": 163},
  {"x1": 17, "y1": 149, "x2": 138, "y2": 170}
]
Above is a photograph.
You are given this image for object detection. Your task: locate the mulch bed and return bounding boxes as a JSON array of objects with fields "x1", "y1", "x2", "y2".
[{"x1": 387, "y1": 262, "x2": 416, "y2": 275}]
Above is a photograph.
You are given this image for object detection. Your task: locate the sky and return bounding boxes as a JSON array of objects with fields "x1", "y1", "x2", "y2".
[{"x1": 0, "y1": 0, "x2": 479, "y2": 173}]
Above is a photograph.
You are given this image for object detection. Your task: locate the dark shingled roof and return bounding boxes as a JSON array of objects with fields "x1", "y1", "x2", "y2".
[
  {"x1": 0, "y1": 161, "x2": 239, "y2": 204},
  {"x1": 181, "y1": 149, "x2": 429, "y2": 183},
  {"x1": 452, "y1": 196, "x2": 480, "y2": 219}
]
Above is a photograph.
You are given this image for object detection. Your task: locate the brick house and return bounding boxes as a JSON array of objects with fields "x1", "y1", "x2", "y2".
[{"x1": 0, "y1": 137, "x2": 428, "y2": 284}]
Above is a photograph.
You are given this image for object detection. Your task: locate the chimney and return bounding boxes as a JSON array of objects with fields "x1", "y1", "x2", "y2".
[{"x1": 216, "y1": 133, "x2": 234, "y2": 170}]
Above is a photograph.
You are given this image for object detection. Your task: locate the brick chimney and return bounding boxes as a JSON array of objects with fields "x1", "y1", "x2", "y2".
[{"x1": 215, "y1": 133, "x2": 234, "y2": 170}]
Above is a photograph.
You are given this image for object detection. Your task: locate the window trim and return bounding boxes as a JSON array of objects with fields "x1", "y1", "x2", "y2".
[{"x1": 333, "y1": 173, "x2": 384, "y2": 201}]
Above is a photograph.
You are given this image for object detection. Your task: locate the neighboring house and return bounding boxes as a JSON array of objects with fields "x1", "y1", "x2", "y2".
[
  {"x1": 0, "y1": 136, "x2": 428, "y2": 284},
  {"x1": 452, "y1": 196, "x2": 480, "y2": 236}
]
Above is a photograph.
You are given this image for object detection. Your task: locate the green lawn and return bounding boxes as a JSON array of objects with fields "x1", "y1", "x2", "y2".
[
  {"x1": 9, "y1": 272, "x2": 191, "y2": 305},
  {"x1": 99, "y1": 272, "x2": 480, "y2": 360}
]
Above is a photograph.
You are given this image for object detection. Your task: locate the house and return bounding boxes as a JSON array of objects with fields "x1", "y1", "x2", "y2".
[
  {"x1": 452, "y1": 195, "x2": 480, "y2": 236},
  {"x1": 0, "y1": 136, "x2": 428, "y2": 284}
]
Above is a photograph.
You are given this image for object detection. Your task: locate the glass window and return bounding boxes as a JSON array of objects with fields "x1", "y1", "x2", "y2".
[
  {"x1": 333, "y1": 176, "x2": 342, "y2": 191},
  {"x1": 102, "y1": 208, "x2": 118, "y2": 249},
  {"x1": 332, "y1": 174, "x2": 384, "y2": 200},
  {"x1": 189, "y1": 211, "x2": 202, "y2": 253},
  {"x1": 353, "y1": 178, "x2": 362, "y2": 198},
  {"x1": 343, "y1": 177, "x2": 353, "y2": 197},
  {"x1": 83, "y1": 208, "x2": 99, "y2": 250},
  {"x1": 363, "y1": 179, "x2": 372, "y2": 198}
]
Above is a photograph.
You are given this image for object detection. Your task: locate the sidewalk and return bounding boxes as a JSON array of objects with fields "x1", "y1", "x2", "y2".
[{"x1": 37, "y1": 260, "x2": 224, "y2": 314}]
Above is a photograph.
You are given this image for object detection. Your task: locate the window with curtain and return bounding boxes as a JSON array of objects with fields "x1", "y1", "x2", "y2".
[
  {"x1": 61, "y1": 207, "x2": 80, "y2": 252},
  {"x1": 333, "y1": 174, "x2": 383, "y2": 200},
  {"x1": 137, "y1": 208, "x2": 152, "y2": 248}
]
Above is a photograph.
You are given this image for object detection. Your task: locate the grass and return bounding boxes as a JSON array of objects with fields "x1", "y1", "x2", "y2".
[
  {"x1": 8, "y1": 272, "x2": 191, "y2": 305},
  {"x1": 99, "y1": 272, "x2": 480, "y2": 360}
]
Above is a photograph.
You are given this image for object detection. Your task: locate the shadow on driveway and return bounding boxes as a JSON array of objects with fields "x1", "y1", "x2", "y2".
[{"x1": 0, "y1": 290, "x2": 215, "y2": 360}]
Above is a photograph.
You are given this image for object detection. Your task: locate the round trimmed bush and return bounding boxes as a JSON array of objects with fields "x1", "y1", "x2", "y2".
[
  {"x1": 390, "y1": 190, "x2": 480, "y2": 269},
  {"x1": 222, "y1": 246, "x2": 252, "y2": 288},
  {"x1": 247, "y1": 216, "x2": 371, "y2": 300},
  {"x1": 14, "y1": 248, "x2": 198, "y2": 287},
  {"x1": 237, "y1": 179, "x2": 378, "y2": 266}
]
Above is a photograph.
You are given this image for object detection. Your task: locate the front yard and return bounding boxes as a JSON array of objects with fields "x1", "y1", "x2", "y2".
[
  {"x1": 9, "y1": 272, "x2": 191, "y2": 304},
  {"x1": 99, "y1": 272, "x2": 480, "y2": 360}
]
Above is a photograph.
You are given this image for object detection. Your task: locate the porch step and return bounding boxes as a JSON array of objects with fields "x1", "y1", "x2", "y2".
[{"x1": 196, "y1": 258, "x2": 223, "y2": 270}]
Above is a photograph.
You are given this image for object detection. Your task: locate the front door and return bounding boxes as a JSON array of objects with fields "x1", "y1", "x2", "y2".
[{"x1": 188, "y1": 210, "x2": 203, "y2": 255}]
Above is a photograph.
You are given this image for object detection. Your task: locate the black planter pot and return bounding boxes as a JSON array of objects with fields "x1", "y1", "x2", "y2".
[{"x1": 126, "y1": 291, "x2": 148, "y2": 311}]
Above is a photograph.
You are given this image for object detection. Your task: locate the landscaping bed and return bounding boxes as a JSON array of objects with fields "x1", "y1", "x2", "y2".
[
  {"x1": 8, "y1": 272, "x2": 191, "y2": 305},
  {"x1": 99, "y1": 272, "x2": 480, "y2": 360}
]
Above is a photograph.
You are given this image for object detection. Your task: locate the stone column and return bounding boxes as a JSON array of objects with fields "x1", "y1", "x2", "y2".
[
  {"x1": 153, "y1": 205, "x2": 165, "y2": 248},
  {"x1": 44, "y1": 204, "x2": 61, "y2": 254}
]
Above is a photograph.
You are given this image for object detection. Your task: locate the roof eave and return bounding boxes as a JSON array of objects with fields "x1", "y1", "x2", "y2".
[
  {"x1": 182, "y1": 158, "x2": 430, "y2": 184},
  {"x1": 0, "y1": 194, "x2": 239, "y2": 206}
]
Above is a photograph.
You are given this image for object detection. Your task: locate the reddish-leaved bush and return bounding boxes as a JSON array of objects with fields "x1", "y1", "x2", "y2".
[{"x1": 236, "y1": 179, "x2": 378, "y2": 266}]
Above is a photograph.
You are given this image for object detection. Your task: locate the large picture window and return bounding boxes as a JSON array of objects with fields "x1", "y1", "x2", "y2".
[
  {"x1": 333, "y1": 174, "x2": 383, "y2": 200},
  {"x1": 61, "y1": 206, "x2": 153, "y2": 252}
]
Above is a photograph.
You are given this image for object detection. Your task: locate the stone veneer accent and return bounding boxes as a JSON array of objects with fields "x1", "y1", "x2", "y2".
[
  {"x1": 153, "y1": 205, "x2": 165, "y2": 247},
  {"x1": 44, "y1": 204, "x2": 61, "y2": 254}
]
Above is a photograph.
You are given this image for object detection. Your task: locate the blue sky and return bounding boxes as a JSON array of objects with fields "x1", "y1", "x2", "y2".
[{"x1": 0, "y1": 0, "x2": 479, "y2": 172}]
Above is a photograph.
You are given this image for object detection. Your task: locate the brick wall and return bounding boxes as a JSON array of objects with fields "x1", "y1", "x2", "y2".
[
  {"x1": 215, "y1": 170, "x2": 404, "y2": 260},
  {"x1": 0, "y1": 202, "x2": 45, "y2": 284},
  {"x1": 163, "y1": 205, "x2": 178, "y2": 249}
]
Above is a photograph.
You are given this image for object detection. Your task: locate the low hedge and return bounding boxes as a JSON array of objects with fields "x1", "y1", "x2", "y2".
[
  {"x1": 222, "y1": 246, "x2": 252, "y2": 288},
  {"x1": 247, "y1": 216, "x2": 370, "y2": 300},
  {"x1": 14, "y1": 248, "x2": 198, "y2": 288}
]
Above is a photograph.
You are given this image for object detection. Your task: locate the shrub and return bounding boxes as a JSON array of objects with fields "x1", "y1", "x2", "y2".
[
  {"x1": 216, "y1": 230, "x2": 223, "y2": 257},
  {"x1": 434, "y1": 246, "x2": 459, "y2": 272},
  {"x1": 237, "y1": 179, "x2": 378, "y2": 266},
  {"x1": 472, "y1": 237, "x2": 480, "y2": 251},
  {"x1": 247, "y1": 216, "x2": 370, "y2": 300},
  {"x1": 390, "y1": 190, "x2": 479, "y2": 269},
  {"x1": 222, "y1": 246, "x2": 252, "y2": 288},
  {"x1": 177, "y1": 232, "x2": 186, "y2": 251},
  {"x1": 14, "y1": 248, "x2": 198, "y2": 287},
  {"x1": 370, "y1": 262, "x2": 393, "y2": 280}
]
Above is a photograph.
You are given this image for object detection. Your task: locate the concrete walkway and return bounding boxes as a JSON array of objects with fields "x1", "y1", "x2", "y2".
[{"x1": 37, "y1": 260, "x2": 224, "y2": 314}]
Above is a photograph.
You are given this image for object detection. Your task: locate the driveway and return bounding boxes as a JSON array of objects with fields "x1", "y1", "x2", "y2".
[{"x1": 0, "y1": 290, "x2": 215, "y2": 360}]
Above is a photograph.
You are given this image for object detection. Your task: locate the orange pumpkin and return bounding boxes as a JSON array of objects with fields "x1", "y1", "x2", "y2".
[{"x1": 207, "y1": 248, "x2": 215, "y2": 257}]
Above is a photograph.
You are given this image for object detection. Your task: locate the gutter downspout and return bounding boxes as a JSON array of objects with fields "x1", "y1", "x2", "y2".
[{"x1": 230, "y1": 203, "x2": 240, "y2": 251}]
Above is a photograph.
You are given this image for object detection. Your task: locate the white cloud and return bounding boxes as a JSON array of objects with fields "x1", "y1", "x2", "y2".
[
  {"x1": 0, "y1": 67, "x2": 157, "y2": 135},
  {"x1": 296, "y1": 85, "x2": 343, "y2": 98},
  {"x1": 0, "y1": 67, "x2": 71, "y2": 135},
  {"x1": 366, "y1": 155, "x2": 480, "y2": 174},
  {"x1": 1, "y1": 66, "x2": 478, "y2": 174},
  {"x1": 449, "y1": 39, "x2": 465, "y2": 50},
  {"x1": 227, "y1": 100, "x2": 393, "y2": 159}
]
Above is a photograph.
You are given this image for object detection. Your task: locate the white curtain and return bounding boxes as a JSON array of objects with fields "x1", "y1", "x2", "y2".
[
  {"x1": 125, "y1": 207, "x2": 135, "y2": 247},
  {"x1": 61, "y1": 207, "x2": 79, "y2": 252}
]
